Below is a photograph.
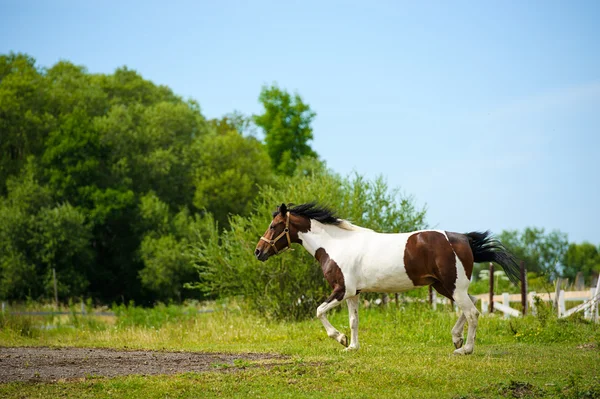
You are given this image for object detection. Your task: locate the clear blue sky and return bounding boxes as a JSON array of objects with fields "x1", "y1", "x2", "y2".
[{"x1": 2, "y1": 0, "x2": 599, "y2": 243}]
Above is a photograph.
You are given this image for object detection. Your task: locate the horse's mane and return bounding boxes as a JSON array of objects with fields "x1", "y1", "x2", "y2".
[{"x1": 285, "y1": 202, "x2": 371, "y2": 232}]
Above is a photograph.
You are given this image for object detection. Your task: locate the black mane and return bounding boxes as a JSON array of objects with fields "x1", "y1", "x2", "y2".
[{"x1": 283, "y1": 202, "x2": 341, "y2": 225}]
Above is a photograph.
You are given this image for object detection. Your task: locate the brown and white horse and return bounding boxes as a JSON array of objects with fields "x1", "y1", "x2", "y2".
[{"x1": 254, "y1": 202, "x2": 520, "y2": 354}]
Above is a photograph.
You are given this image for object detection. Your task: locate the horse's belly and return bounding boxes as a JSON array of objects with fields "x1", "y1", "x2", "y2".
[{"x1": 356, "y1": 265, "x2": 417, "y2": 293}]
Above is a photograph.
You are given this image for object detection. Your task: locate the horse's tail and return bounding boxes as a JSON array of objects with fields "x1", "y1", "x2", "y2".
[{"x1": 466, "y1": 231, "x2": 521, "y2": 284}]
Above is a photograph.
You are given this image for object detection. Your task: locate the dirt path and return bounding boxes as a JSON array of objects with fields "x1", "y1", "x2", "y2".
[{"x1": 0, "y1": 347, "x2": 287, "y2": 383}]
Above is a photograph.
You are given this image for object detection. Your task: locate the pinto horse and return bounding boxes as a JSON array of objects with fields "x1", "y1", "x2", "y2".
[{"x1": 254, "y1": 202, "x2": 520, "y2": 355}]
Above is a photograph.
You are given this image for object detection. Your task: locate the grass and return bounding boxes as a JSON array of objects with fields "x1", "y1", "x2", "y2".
[{"x1": 0, "y1": 301, "x2": 598, "y2": 398}]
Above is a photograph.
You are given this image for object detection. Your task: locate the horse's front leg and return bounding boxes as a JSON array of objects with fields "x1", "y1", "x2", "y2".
[
  {"x1": 345, "y1": 295, "x2": 360, "y2": 350},
  {"x1": 316, "y1": 289, "x2": 347, "y2": 347}
]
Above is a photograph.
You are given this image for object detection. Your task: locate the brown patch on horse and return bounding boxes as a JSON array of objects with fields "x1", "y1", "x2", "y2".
[
  {"x1": 289, "y1": 213, "x2": 311, "y2": 238},
  {"x1": 404, "y1": 231, "x2": 457, "y2": 300},
  {"x1": 315, "y1": 248, "x2": 345, "y2": 302},
  {"x1": 446, "y1": 231, "x2": 475, "y2": 280}
]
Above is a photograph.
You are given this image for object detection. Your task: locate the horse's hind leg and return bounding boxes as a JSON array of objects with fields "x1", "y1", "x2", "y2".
[
  {"x1": 453, "y1": 289, "x2": 479, "y2": 355},
  {"x1": 451, "y1": 295, "x2": 477, "y2": 349},
  {"x1": 431, "y1": 281, "x2": 468, "y2": 349},
  {"x1": 317, "y1": 293, "x2": 347, "y2": 347}
]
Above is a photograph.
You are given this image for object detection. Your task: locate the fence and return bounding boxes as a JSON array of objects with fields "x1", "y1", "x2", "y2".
[{"x1": 475, "y1": 286, "x2": 599, "y2": 320}]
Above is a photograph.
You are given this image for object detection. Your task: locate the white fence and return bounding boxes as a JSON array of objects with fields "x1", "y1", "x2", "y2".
[{"x1": 474, "y1": 285, "x2": 600, "y2": 321}]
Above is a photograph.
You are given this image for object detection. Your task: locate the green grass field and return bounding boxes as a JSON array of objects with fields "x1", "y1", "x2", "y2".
[{"x1": 1, "y1": 302, "x2": 598, "y2": 398}]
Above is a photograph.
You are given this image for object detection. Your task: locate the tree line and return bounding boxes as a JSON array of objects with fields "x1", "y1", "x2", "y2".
[{"x1": 0, "y1": 53, "x2": 597, "y2": 313}]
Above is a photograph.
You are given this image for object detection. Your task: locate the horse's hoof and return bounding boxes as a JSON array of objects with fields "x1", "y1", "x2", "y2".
[
  {"x1": 453, "y1": 347, "x2": 473, "y2": 355},
  {"x1": 453, "y1": 337, "x2": 464, "y2": 349},
  {"x1": 339, "y1": 334, "x2": 349, "y2": 347},
  {"x1": 344, "y1": 345, "x2": 359, "y2": 352}
]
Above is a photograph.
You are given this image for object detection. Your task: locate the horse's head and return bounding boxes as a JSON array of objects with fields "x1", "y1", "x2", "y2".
[{"x1": 254, "y1": 203, "x2": 305, "y2": 262}]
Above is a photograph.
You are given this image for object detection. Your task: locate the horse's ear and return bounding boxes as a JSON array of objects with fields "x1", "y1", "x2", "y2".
[{"x1": 279, "y1": 203, "x2": 288, "y2": 215}]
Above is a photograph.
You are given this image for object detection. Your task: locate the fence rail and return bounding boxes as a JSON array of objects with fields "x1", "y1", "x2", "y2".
[{"x1": 474, "y1": 286, "x2": 599, "y2": 321}]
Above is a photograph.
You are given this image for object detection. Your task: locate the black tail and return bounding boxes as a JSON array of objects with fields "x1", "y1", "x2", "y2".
[{"x1": 466, "y1": 231, "x2": 521, "y2": 285}]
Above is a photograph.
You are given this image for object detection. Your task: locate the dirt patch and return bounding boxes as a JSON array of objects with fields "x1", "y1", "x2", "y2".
[{"x1": 0, "y1": 347, "x2": 287, "y2": 383}]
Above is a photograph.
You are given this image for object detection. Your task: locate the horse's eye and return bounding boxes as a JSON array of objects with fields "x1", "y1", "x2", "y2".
[{"x1": 269, "y1": 225, "x2": 275, "y2": 230}]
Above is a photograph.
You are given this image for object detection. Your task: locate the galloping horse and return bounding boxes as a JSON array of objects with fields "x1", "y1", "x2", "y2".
[{"x1": 254, "y1": 202, "x2": 520, "y2": 355}]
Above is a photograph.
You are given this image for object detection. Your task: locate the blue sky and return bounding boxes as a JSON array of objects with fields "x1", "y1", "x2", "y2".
[{"x1": 2, "y1": 0, "x2": 599, "y2": 243}]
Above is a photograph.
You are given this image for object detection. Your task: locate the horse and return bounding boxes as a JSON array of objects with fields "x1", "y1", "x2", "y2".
[{"x1": 254, "y1": 202, "x2": 521, "y2": 355}]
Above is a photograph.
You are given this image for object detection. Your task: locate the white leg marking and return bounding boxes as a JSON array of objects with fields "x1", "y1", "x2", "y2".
[
  {"x1": 317, "y1": 299, "x2": 347, "y2": 347},
  {"x1": 451, "y1": 295, "x2": 477, "y2": 349},
  {"x1": 453, "y1": 258, "x2": 479, "y2": 355},
  {"x1": 345, "y1": 295, "x2": 360, "y2": 351},
  {"x1": 451, "y1": 313, "x2": 466, "y2": 349}
]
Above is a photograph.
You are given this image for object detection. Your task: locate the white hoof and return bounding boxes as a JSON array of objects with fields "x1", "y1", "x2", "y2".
[
  {"x1": 453, "y1": 346, "x2": 473, "y2": 355},
  {"x1": 344, "y1": 345, "x2": 359, "y2": 352}
]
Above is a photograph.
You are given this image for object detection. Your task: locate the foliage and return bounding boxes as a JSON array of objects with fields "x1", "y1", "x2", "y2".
[
  {"x1": 0, "y1": 53, "x2": 279, "y2": 304},
  {"x1": 253, "y1": 84, "x2": 317, "y2": 175},
  {"x1": 562, "y1": 242, "x2": 600, "y2": 285},
  {"x1": 498, "y1": 227, "x2": 568, "y2": 279},
  {"x1": 193, "y1": 160, "x2": 428, "y2": 320},
  {"x1": 137, "y1": 193, "x2": 215, "y2": 301},
  {"x1": 0, "y1": 162, "x2": 93, "y2": 299},
  {"x1": 0, "y1": 53, "x2": 54, "y2": 189},
  {"x1": 190, "y1": 130, "x2": 274, "y2": 228}
]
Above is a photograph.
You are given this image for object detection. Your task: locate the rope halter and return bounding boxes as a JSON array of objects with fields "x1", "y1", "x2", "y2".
[{"x1": 260, "y1": 212, "x2": 292, "y2": 255}]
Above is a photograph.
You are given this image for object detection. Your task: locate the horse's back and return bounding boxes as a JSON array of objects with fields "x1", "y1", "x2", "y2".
[{"x1": 351, "y1": 229, "x2": 473, "y2": 294}]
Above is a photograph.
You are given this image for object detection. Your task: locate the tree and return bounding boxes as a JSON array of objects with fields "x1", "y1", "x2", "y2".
[
  {"x1": 0, "y1": 161, "x2": 92, "y2": 300},
  {"x1": 498, "y1": 227, "x2": 568, "y2": 279},
  {"x1": 137, "y1": 192, "x2": 214, "y2": 302},
  {"x1": 562, "y1": 242, "x2": 600, "y2": 285},
  {"x1": 0, "y1": 53, "x2": 54, "y2": 192},
  {"x1": 191, "y1": 129, "x2": 274, "y2": 228},
  {"x1": 253, "y1": 85, "x2": 317, "y2": 175}
]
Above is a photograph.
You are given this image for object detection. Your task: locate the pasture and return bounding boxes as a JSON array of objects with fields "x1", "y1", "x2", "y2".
[{"x1": 0, "y1": 301, "x2": 598, "y2": 399}]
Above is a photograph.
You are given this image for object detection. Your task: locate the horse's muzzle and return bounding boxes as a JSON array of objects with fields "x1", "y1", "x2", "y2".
[{"x1": 254, "y1": 248, "x2": 269, "y2": 262}]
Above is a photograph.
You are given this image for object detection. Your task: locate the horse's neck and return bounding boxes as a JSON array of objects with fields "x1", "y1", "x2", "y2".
[{"x1": 298, "y1": 221, "x2": 357, "y2": 257}]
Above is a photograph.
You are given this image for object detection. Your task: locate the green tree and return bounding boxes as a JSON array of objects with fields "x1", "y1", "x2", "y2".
[
  {"x1": 562, "y1": 242, "x2": 600, "y2": 285},
  {"x1": 137, "y1": 192, "x2": 214, "y2": 302},
  {"x1": 0, "y1": 161, "x2": 92, "y2": 299},
  {"x1": 253, "y1": 84, "x2": 317, "y2": 175},
  {"x1": 498, "y1": 227, "x2": 568, "y2": 279},
  {"x1": 0, "y1": 53, "x2": 54, "y2": 192},
  {"x1": 191, "y1": 129, "x2": 274, "y2": 228}
]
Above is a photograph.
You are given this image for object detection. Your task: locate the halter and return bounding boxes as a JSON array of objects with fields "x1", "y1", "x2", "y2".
[{"x1": 260, "y1": 212, "x2": 292, "y2": 255}]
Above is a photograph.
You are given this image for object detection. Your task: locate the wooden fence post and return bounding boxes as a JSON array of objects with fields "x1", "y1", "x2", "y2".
[
  {"x1": 520, "y1": 261, "x2": 527, "y2": 316},
  {"x1": 591, "y1": 284, "x2": 600, "y2": 323},
  {"x1": 503, "y1": 292, "x2": 511, "y2": 319},
  {"x1": 488, "y1": 262, "x2": 494, "y2": 314},
  {"x1": 52, "y1": 268, "x2": 58, "y2": 309},
  {"x1": 553, "y1": 278, "x2": 562, "y2": 313},
  {"x1": 558, "y1": 290, "x2": 566, "y2": 317}
]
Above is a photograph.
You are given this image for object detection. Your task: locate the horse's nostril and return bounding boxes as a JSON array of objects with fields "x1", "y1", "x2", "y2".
[{"x1": 254, "y1": 248, "x2": 260, "y2": 257}]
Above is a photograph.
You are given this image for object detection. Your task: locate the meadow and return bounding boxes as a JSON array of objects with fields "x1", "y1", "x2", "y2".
[{"x1": 0, "y1": 300, "x2": 598, "y2": 399}]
